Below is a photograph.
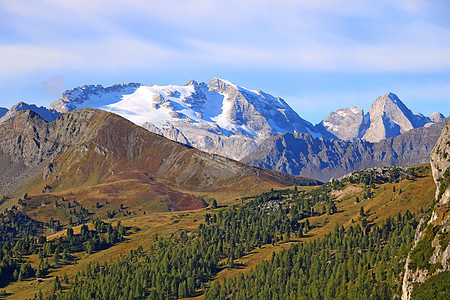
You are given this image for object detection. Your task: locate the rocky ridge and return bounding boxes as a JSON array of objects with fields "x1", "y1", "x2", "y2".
[{"x1": 0, "y1": 102, "x2": 59, "y2": 125}]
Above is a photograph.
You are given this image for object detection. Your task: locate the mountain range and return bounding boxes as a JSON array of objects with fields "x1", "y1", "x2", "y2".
[{"x1": 0, "y1": 77, "x2": 446, "y2": 181}]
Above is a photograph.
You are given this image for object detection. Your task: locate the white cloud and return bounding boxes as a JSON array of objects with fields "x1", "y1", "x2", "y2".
[
  {"x1": 1, "y1": 0, "x2": 449, "y2": 78},
  {"x1": 42, "y1": 76, "x2": 65, "y2": 96}
]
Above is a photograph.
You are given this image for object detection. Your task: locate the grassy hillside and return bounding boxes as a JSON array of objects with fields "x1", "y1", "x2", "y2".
[{"x1": 0, "y1": 163, "x2": 436, "y2": 299}]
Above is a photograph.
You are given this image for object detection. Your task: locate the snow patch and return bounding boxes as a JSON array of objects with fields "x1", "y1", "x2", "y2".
[
  {"x1": 350, "y1": 107, "x2": 359, "y2": 114},
  {"x1": 337, "y1": 110, "x2": 347, "y2": 117}
]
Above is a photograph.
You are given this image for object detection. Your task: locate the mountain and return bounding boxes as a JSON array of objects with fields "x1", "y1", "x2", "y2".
[
  {"x1": 0, "y1": 102, "x2": 60, "y2": 125},
  {"x1": 318, "y1": 92, "x2": 442, "y2": 143},
  {"x1": 47, "y1": 81, "x2": 445, "y2": 162},
  {"x1": 0, "y1": 107, "x2": 7, "y2": 118},
  {"x1": 49, "y1": 78, "x2": 318, "y2": 160},
  {"x1": 0, "y1": 108, "x2": 317, "y2": 220},
  {"x1": 243, "y1": 117, "x2": 450, "y2": 182}
]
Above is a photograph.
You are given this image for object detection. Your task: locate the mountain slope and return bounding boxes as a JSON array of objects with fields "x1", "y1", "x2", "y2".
[
  {"x1": 243, "y1": 118, "x2": 449, "y2": 182},
  {"x1": 0, "y1": 108, "x2": 317, "y2": 221},
  {"x1": 49, "y1": 78, "x2": 317, "y2": 160}
]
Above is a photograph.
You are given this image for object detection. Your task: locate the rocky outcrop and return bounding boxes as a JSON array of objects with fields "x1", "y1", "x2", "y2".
[
  {"x1": 243, "y1": 118, "x2": 449, "y2": 182},
  {"x1": 402, "y1": 121, "x2": 450, "y2": 300},
  {"x1": 0, "y1": 102, "x2": 60, "y2": 125}
]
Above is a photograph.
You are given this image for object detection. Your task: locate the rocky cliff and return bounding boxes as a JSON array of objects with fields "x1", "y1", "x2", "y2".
[{"x1": 401, "y1": 121, "x2": 450, "y2": 299}]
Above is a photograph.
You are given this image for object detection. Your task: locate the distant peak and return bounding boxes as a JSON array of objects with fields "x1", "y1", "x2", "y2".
[
  {"x1": 185, "y1": 79, "x2": 198, "y2": 86},
  {"x1": 209, "y1": 77, "x2": 236, "y2": 86},
  {"x1": 207, "y1": 77, "x2": 238, "y2": 92}
]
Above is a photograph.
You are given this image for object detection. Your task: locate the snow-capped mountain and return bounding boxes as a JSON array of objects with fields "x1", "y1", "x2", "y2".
[
  {"x1": 49, "y1": 78, "x2": 317, "y2": 160},
  {"x1": 0, "y1": 102, "x2": 60, "y2": 125},
  {"x1": 319, "y1": 92, "x2": 443, "y2": 143}
]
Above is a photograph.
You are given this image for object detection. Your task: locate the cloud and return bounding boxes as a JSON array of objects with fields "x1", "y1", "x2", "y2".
[
  {"x1": 42, "y1": 76, "x2": 65, "y2": 96},
  {"x1": 1, "y1": 0, "x2": 449, "y2": 79}
]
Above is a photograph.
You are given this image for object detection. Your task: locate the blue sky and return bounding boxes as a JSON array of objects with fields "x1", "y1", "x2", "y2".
[{"x1": 0, "y1": 0, "x2": 449, "y2": 124}]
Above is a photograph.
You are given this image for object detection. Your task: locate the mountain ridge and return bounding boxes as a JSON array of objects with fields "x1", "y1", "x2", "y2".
[{"x1": 243, "y1": 117, "x2": 450, "y2": 182}]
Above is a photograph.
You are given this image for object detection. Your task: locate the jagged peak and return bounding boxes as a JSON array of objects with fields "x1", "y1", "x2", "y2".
[
  {"x1": 207, "y1": 77, "x2": 238, "y2": 91},
  {"x1": 184, "y1": 79, "x2": 198, "y2": 86}
]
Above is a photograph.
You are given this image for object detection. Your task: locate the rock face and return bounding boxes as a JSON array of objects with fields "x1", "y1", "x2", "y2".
[
  {"x1": 49, "y1": 78, "x2": 317, "y2": 160},
  {"x1": 243, "y1": 118, "x2": 449, "y2": 182},
  {"x1": 0, "y1": 102, "x2": 60, "y2": 125},
  {"x1": 0, "y1": 108, "x2": 316, "y2": 212},
  {"x1": 401, "y1": 121, "x2": 450, "y2": 300}
]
